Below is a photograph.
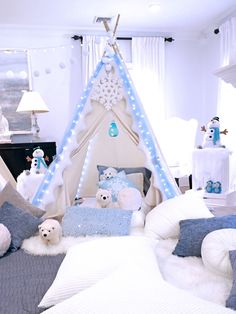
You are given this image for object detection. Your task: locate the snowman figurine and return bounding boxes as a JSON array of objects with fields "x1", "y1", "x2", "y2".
[
  {"x1": 200, "y1": 116, "x2": 228, "y2": 148},
  {"x1": 27, "y1": 147, "x2": 48, "y2": 174}
]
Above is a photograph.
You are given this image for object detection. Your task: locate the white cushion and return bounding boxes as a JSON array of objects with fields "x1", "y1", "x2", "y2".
[
  {"x1": 117, "y1": 187, "x2": 142, "y2": 211},
  {"x1": 0, "y1": 176, "x2": 7, "y2": 191},
  {"x1": 126, "y1": 173, "x2": 144, "y2": 196},
  {"x1": 201, "y1": 228, "x2": 236, "y2": 278},
  {"x1": 144, "y1": 193, "x2": 213, "y2": 240},
  {"x1": 0, "y1": 223, "x2": 11, "y2": 256},
  {"x1": 42, "y1": 244, "x2": 233, "y2": 314},
  {"x1": 39, "y1": 236, "x2": 155, "y2": 309}
]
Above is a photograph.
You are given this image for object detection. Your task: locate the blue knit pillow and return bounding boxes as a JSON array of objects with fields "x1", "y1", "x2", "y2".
[
  {"x1": 173, "y1": 215, "x2": 236, "y2": 257},
  {"x1": 62, "y1": 206, "x2": 133, "y2": 237}
]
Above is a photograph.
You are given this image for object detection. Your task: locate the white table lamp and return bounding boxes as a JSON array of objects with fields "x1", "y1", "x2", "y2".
[{"x1": 17, "y1": 91, "x2": 49, "y2": 138}]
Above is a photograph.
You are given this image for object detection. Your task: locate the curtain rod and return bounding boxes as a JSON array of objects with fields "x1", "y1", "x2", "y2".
[{"x1": 71, "y1": 35, "x2": 174, "y2": 43}]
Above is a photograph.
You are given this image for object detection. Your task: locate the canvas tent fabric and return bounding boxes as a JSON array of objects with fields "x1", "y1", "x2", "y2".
[
  {"x1": 32, "y1": 50, "x2": 180, "y2": 216},
  {"x1": 0, "y1": 156, "x2": 16, "y2": 188}
]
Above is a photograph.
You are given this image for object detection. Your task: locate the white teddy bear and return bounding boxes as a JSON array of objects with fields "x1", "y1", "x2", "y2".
[
  {"x1": 95, "y1": 188, "x2": 113, "y2": 208},
  {"x1": 100, "y1": 167, "x2": 118, "y2": 181},
  {"x1": 38, "y1": 219, "x2": 62, "y2": 245}
]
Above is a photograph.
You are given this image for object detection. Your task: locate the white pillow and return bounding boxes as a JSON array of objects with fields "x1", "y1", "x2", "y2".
[
  {"x1": 41, "y1": 244, "x2": 232, "y2": 314},
  {"x1": 126, "y1": 173, "x2": 144, "y2": 196},
  {"x1": 144, "y1": 193, "x2": 213, "y2": 240},
  {"x1": 117, "y1": 187, "x2": 142, "y2": 211},
  {"x1": 39, "y1": 236, "x2": 155, "y2": 309},
  {"x1": 0, "y1": 223, "x2": 11, "y2": 256},
  {"x1": 201, "y1": 228, "x2": 236, "y2": 278},
  {"x1": 0, "y1": 176, "x2": 7, "y2": 191}
]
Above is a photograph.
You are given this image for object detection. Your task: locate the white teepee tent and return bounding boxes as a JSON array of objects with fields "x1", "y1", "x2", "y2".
[{"x1": 32, "y1": 22, "x2": 180, "y2": 215}]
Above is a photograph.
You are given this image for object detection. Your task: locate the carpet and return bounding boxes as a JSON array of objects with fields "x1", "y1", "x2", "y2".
[
  {"x1": 155, "y1": 238, "x2": 232, "y2": 306},
  {"x1": 21, "y1": 235, "x2": 102, "y2": 256}
]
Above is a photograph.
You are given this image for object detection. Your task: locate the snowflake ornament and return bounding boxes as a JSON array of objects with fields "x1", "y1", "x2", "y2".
[{"x1": 91, "y1": 65, "x2": 123, "y2": 110}]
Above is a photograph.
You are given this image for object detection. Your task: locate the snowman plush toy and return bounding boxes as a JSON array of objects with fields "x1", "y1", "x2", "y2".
[
  {"x1": 27, "y1": 147, "x2": 48, "y2": 174},
  {"x1": 200, "y1": 116, "x2": 228, "y2": 148}
]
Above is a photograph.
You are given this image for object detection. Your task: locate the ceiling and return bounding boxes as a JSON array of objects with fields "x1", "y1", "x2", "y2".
[{"x1": 1, "y1": 0, "x2": 236, "y2": 38}]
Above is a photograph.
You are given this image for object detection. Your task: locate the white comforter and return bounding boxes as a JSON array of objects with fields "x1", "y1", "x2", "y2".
[{"x1": 41, "y1": 236, "x2": 234, "y2": 314}]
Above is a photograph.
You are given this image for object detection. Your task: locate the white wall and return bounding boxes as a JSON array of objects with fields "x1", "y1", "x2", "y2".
[
  {"x1": 0, "y1": 28, "x2": 222, "y2": 149},
  {"x1": 0, "y1": 28, "x2": 82, "y2": 147},
  {"x1": 165, "y1": 34, "x2": 221, "y2": 144}
]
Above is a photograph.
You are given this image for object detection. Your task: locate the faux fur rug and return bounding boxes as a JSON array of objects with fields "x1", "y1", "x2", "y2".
[
  {"x1": 22, "y1": 235, "x2": 233, "y2": 307},
  {"x1": 21, "y1": 235, "x2": 102, "y2": 256},
  {"x1": 155, "y1": 239, "x2": 233, "y2": 306}
]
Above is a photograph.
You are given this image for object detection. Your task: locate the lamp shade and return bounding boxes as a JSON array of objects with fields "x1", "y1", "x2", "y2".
[{"x1": 17, "y1": 91, "x2": 49, "y2": 113}]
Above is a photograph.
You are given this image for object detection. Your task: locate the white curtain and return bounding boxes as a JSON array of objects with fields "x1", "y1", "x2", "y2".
[
  {"x1": 131, "y1": 37, "x2": 166, "y2": 133},
  {"x1": 218, "y1": 17, "x2": 236, "y2": 188},
  {"x1": 81, "y1": 35, "x2": 108, "y2": 87},
  {"x1": 219, "y1": 17, "x2": 236, "y2": 66},
  {"x1": 81, "y1": 36, "x2": 166, "y2": 134}
]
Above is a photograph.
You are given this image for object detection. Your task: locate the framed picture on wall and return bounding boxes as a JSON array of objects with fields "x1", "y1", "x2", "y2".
[{"x1": 0, "y1": 50, "x2": 31, "y2": 132}]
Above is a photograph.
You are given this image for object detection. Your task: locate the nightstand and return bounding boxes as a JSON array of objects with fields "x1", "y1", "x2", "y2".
[{"x1": 0, "y1": 141, "x2": 56, "y2": 180}]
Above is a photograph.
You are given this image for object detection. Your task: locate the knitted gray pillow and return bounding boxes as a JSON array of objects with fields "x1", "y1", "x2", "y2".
[
  {"x1": 97, "y1": 165, "x2": 151, "y2": 195},
  {"x1": 173, "y1": 215, "x2": 236, "y2": 257},
  {"x1": 0, "y1": 202, "x2": 42, "y2": 252}
]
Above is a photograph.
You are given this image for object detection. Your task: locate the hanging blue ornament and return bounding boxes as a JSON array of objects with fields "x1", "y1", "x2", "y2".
[{"x1": 109, "y1": 120, "x2": 119, "y2": 137}]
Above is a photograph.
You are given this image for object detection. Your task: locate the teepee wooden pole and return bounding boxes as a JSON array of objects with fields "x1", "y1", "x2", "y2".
[
  {"x1": 103, "y1": 15, "x2": 123, "y2": 60},
  {"x1": 113, "y1": 14, "x2": 120, "y2": 36},
  {"x1": 103, "y1": 19, "x2": 110, "y2": 33}
]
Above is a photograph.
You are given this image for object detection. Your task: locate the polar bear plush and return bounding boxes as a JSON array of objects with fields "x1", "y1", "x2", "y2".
[
  {"x1": 95, "y1": 188, "x2": 113, "y2": 208},
  {"x1": 100, "y1": 167, "x2": 118, "y2": 181},
  {"x1": 38, "y1": 219, "x2": 62, "y2": 245}
]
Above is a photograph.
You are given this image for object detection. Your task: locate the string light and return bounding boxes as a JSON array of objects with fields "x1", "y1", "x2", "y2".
[
  {"x1": 32, "y1": 52, "x2": 178, "y2": 208},
  {"x1": 76, "y1": 138, "x2": 95, "y2": 198},
  {"x1": 32, "y1": 59, "x2": 104, "y2": 207},
  {"x1": 114, "y1": 53, "x2": 178, "y2": 199}
]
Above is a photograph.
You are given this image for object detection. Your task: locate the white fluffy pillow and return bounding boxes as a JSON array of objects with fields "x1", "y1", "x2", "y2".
[
  {"x1": 0, "y1": 223, "x2": 11, "y2": 256},
  {"x1": 126, "y1": 173, "x2": 144, "y2": 196},
  {"x1": 117, "y1": 187, "x2": 142, "y2": 211},
  {"x1": 39, "y1": 236, "x2": 155, "y2": 309},
  {"x1": 201, "y1": 228, "x2": 236, "y2": 278},
  {"x1": 41, "y1": 243, "x2": 233, "y2": 314},
  {"x1": 144, "y1": 193, "x2": 213, "y2": 240}
]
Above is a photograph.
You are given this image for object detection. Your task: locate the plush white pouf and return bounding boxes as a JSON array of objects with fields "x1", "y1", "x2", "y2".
[
  {"x1": 16, "y1": 171, "x2": 44, "y2": 202},
  {"x1": 201, "y1": 228, "x2": 236, "y2": 278},
  {"x1": 0, "y1": 223, "x2": 11, "y2": 256},
  {"x1": 117, "y1": 187, "x2": 142, "y2": 211}
]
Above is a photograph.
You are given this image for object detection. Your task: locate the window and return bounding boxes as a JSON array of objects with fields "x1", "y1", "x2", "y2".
[{"x1": 0, "y1": 50, "x2": 31, "y2": 132}]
